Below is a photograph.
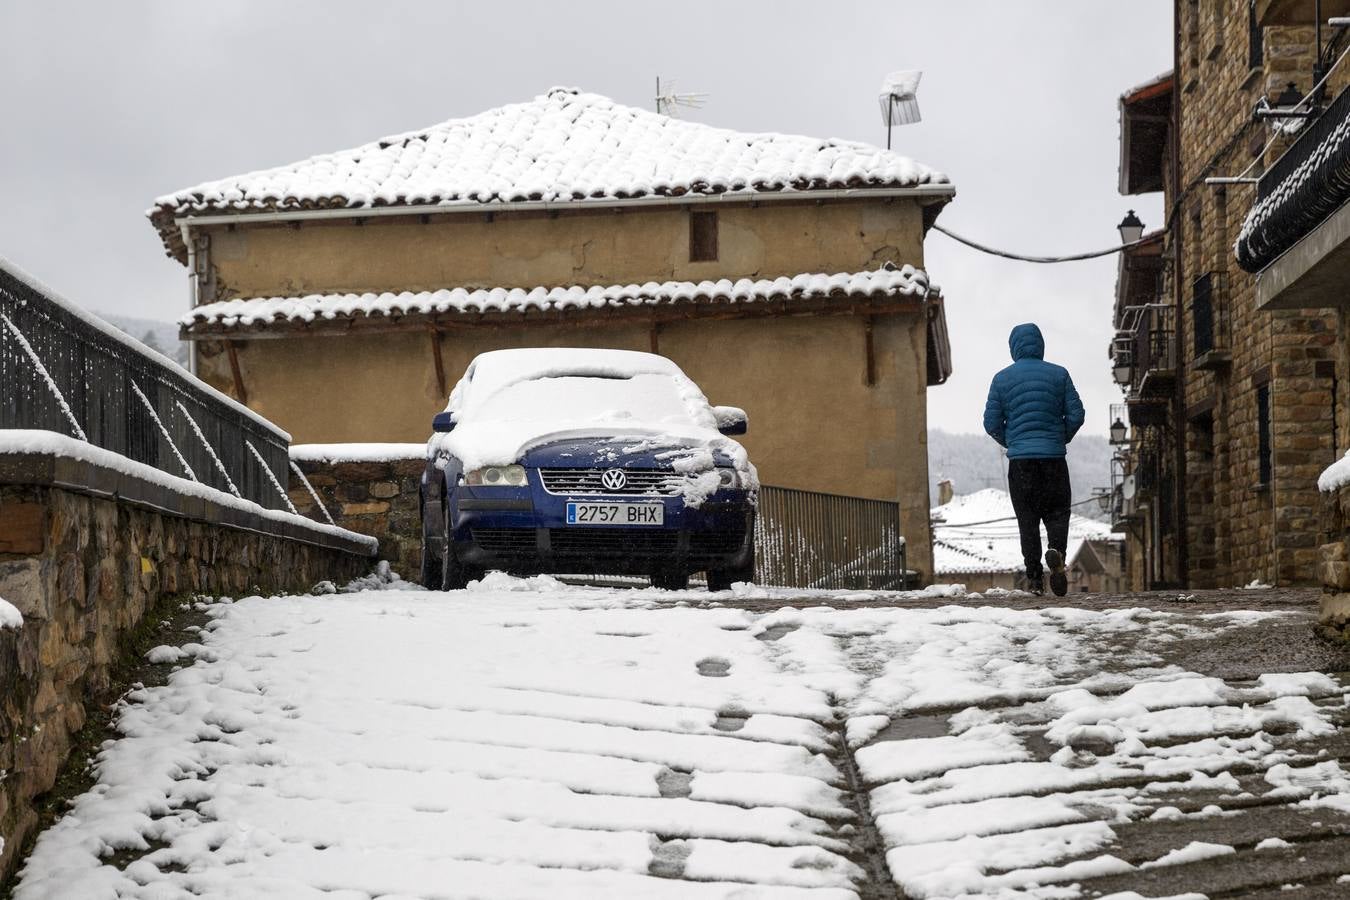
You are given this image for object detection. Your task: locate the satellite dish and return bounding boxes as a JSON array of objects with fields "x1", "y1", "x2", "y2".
[
  {"x1": 878, "y1": 70, "x2": 922, "y2": 148},
  {"x1": 1121, "y1": 475, "x2": 1136, "y2": 501}
]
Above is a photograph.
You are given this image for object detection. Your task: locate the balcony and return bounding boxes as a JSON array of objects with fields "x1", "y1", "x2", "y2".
[
  {"x1": 1132, "y1": 304, "x2": 1176, "y2": 399},
  {"x1": 1237, "y1": 80, "x2": 1350, "y2": 310},
  {"x1": 1191, "y1": 272, "x2": 1231, "y2": 371}
]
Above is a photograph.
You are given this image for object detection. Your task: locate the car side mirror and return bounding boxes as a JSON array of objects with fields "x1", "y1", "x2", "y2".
[
  {"x1": 713, "y1": 406, "x2": 748, "y2": 436},
  {"x1": 432, "y1": 411, "x2": 456, "y2": 433}
]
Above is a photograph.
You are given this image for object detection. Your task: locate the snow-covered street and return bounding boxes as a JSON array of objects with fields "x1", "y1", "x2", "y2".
[{"x1": 14, "y1": 579, "x2": 1350, "y2": 899}]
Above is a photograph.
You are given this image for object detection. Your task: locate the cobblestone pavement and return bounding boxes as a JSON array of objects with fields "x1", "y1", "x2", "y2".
[{"x1": 12, "y1": 582, "x2": 1350, "y2": 899}]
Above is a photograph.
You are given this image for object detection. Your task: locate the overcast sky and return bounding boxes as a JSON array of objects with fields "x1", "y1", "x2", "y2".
[{"x1": 0, "y1": 1, "x2": 1172, "y2": 438}]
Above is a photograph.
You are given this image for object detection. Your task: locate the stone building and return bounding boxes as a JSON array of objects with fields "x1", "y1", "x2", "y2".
[
  {"x1": 148, "y1": 89, "x2": 955, "y2": 578},
  {"x1": 1233, "y1": 4, "x2": 1350, "y2": 635},
  {"x1": 1108, "y1": 1, "x2": 1345, "y2": 589}
]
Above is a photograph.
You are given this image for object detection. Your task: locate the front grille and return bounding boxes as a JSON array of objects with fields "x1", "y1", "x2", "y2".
[
  {"x1": 690, "y1": 530, "x2": 747, "y2": 556},
  {"x1": 540, "y1": 467, "x2": 684, "y2": 496},
  {"x1": 548, "y1": 528, "x2": 679, "y2": 557},
  {"x1": 471, "y1": 528, "x2": 537, "y2": 554}
]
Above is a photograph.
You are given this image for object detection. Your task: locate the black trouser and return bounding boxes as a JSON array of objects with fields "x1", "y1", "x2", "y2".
[{"x1": 1007, "y1": 457, "x2": 1071, "y2": 578}]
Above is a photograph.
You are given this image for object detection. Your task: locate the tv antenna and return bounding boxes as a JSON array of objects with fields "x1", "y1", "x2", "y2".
[
  {"x1": 878, "y1": 70, "x2": 923, "y2": 149},
  {"x1": 655, "y1": 77, "x2": 709, "y2": 116}
]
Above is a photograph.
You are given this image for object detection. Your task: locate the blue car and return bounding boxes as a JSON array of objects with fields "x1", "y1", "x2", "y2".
[{"x1": 419, "y1": 348, "x2": 758, "y2": 591}]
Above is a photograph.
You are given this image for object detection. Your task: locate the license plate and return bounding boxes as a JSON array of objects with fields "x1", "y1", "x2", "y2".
[{"x1": 566, "y1": 502, "x2": 664, "y2": 526}]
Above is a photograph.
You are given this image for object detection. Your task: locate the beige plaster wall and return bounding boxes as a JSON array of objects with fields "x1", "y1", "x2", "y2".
[
  {"x1": 198, "y1": 312, "x2": 934, "y2": 577},
  {"x1": 203, "y1": 201, "x2": 925, "y2": 299}
]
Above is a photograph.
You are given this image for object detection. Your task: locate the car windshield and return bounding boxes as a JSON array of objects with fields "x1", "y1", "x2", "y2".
[{"x1": 467, "y1": 373, "x2": 703, "y2": 428}]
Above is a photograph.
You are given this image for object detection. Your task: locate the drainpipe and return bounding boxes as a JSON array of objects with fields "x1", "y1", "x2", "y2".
[
  {"x1": 1172, "y1": 0, "x2": 1190, "y2": 586},
  {"x1": 181, "y1": 222, "x2": 198, "y2": 377}
]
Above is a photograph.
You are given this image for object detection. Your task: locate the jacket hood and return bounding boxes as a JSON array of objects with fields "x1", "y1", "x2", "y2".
[{"x1": 1009, "y1": 323, "x2": 1045, "y2": 361}]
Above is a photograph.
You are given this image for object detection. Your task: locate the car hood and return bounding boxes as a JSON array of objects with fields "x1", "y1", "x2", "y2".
[{"x1": 520, "y1": 434, "x2": 740, "y2": 470}]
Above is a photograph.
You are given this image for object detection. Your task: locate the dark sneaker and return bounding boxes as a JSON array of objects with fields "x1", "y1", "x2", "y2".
[
  {"x1": 1045, "y1": 549, "x2": 1068, "y2": 597},
  {"x1": 1026, "y1": 573, "x2": 1044, "y2": 595}
]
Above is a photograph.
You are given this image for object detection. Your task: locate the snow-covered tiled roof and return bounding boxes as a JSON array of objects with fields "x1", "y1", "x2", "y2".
[
  {"x1": 180, "y1": 266, "x2": 934, "y2": 335},
  {"x1": 932, "y1": 489, "x2": 1119, "y2": 576},
  {"x1": 149, "y1": 88, "x2": 952, "y2": 260}
]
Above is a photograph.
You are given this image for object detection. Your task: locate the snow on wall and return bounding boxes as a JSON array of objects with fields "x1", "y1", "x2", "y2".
[
  {"x1": 0, "y1": 597, "x2": 21, "y2": 630},
  {"x1": 0, "y1": 430, "x2": 376, "y2": 554},
  {"x1": 0, "y1": 255, "x2": 289, "y2": 442},
  {"x1": 151, "y1": 88, "x2": 950, "y2": 225},
  {"x1": 290, "y1": 443, "x2": 427, "y2": 463},
  {"x1": 1319, "y1": 450, "x2": 1350, "y2": 493},
  {"x1": 181, "y1": 266, "x2": 933, "y2": 331}
]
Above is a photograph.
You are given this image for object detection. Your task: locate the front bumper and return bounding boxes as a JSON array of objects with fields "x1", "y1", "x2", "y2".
[{"x1": 448, "y1": 484, "x2": 755, "y2": 575}]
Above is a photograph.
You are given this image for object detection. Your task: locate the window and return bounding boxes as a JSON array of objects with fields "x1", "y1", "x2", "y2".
[
  {"x1": 1248, "y1": 0, "x2": 1263, "y2": 71},
  {"x1": 1257, "y1": 383, "x2": 1272, "y2": 486},
  {"x1": 689, "y1": 211, "x2": 718, "y2": 262}
]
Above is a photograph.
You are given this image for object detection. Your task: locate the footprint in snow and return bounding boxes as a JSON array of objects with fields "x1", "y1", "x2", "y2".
[{"x1": 696, "y1": 657, "x2": 731, "y2": 677}]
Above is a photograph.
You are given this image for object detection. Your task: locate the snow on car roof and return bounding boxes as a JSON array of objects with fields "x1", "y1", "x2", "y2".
[
  {"x1": 430, "y1": 348, "x2": 753, "y2": 490},
  {"x1": 149, "y1": 87, "x2": 952, "y2": 260}
]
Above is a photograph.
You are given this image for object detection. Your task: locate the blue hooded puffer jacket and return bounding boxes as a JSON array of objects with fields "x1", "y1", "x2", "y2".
[{"x1": 983, "y1": 323, "x2": 1085, "y2": 459}]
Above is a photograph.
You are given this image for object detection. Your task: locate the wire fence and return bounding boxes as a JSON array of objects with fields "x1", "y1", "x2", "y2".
[
  {"x1": 755, "y1": 485, "x2": 909, "y2": 590},
  {"x1": 0, "y1": 263, "x2": 291, "y2": 509}
]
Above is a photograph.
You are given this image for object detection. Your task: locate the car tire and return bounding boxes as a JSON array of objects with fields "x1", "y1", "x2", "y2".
[
  {"x1": 420, "y1": 546, "x2": 443, "y2": 591},
  {"x1": 707, "y1": 547, "x2": 755, "y2": 592},
  {"x1": 419, "y1": 490, "x2": 444, "y2": 590},
  {"x1": 440, "y1": 503, "x2": 484, "y2": 590},
  {"x1": 651, "y1": 571, "x2": 689, "y2": 591}
]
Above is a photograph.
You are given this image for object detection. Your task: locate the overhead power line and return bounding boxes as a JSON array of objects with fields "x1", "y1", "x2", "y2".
[{"x1": 931, "y1": 224, "x2": 1157, "y2": 264}]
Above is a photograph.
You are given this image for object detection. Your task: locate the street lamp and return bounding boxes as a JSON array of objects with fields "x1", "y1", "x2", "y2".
[
  {"x1": 1095, "y1": 490, "x2": 1112, "y2": 513},
  {"x1": 1110, "y1": 417, "x2": 1128, "y2": 444},
  {"x1": 1112, "y1": 357, "x2": 1132, "y2": 386},
  {"x1": 1118, "y1": 210, "x2": 1145, "y2": 245}
]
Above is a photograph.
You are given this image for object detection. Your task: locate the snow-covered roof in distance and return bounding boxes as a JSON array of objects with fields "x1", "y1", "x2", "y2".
[
  {"x1": 181, "y1": 266, "x2": 934, "y2": 335},
  {"x1": 932, "y1": 489, "x2": 1120, "y2": 576},
  {"x1": 149, "y1": 87, "x2": 952, "y2": 260}
]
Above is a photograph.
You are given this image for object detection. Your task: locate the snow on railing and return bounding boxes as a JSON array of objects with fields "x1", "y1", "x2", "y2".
[{"x1": 0, "y1": 259, "x2": 292, "y2": 510}]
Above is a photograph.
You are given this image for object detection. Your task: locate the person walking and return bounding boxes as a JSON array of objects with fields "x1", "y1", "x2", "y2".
[{"x1": 982, "y1": 323, "x2": 1085, "y2": 596}]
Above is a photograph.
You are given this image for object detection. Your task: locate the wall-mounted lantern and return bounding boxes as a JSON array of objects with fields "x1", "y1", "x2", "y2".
[{"x1": 1118, "y1": 210, "x2": 1145, "y2": 245}]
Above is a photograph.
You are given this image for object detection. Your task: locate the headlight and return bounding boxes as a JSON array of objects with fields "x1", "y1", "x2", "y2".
[
  {"x1": 466, "y1": 465, "x2": 528, "y2": 487},
  {"x1": 715, "y1": 467, "x2": 740, "y2": 490}
]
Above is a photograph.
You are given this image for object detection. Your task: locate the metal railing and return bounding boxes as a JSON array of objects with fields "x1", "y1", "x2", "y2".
[
  {"x1": 755, "y1": 485, "x2": 908, "y2": 590},
  {"x1": 1239, "y1": 80, "x2": 1350, "y2": 271},
  {"x1": 1132, "y1": 304, "x2": 1176, "y2": 384},
  {"x1": 0, "y1": 263, "x2": 292, "y2": 509}
]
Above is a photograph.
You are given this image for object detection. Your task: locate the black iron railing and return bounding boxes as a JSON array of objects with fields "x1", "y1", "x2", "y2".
[
  {"x1": 0, "y1": 262, "x2": 292, "y2": 509},
  {"x1": 755, "y1": 485, "x2": 908, "y2": 589},
  {"x1": 1238, "y1": 80, "x2": 1350, "y2": 271},
  {"x1": 1133, "y1": 304, "x2": 1175, "y2": 382}
]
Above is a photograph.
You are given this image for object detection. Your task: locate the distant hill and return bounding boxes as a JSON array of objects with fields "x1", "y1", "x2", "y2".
[
  {"x1": 98, "y1": 313, "x2": 190, "y2": 367},
  {"x1": 928, "y1": 428, "x2": 1113, "y2": 520}
]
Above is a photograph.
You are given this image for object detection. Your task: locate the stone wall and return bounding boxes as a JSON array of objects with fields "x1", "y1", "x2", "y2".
[
  {"x1": 1316, "y1": 485, "x2": 1350, "y2": 642},
  {"x1": 0, "y1": 469, "x2": 372, "y2": 883},
  {"x1": 288, "y1": 452, "x2": 425, "y2": 579}
]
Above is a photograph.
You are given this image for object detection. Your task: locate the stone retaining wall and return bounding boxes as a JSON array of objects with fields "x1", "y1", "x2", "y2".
[
  {"x1": 0, "y1": 462, "x2": 373, "y2": 883},
  {"x1": 1316, "y1": 486, "x2": 1350, "y2": 642},
  {"x1": 289, "y1": 453, "x2": 424, "y2": 579}
]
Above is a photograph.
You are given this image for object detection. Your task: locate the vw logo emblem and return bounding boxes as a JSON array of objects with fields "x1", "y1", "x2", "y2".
[{"x1": 601, "y1": 468, "x2": 628, "y2": 491}]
